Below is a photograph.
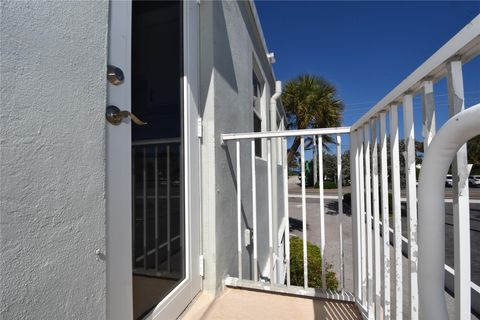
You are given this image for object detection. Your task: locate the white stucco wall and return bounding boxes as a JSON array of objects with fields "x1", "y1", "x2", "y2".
[
  {"x1": 1, "y1": 2, "x2": 109, "y2": 319},
  {"x1": 199, "y1": 0, "x2": 284, "y2": 293}
]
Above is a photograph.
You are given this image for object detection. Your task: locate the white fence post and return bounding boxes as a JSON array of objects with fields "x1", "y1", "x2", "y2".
[
  {"x1": 350, "y1": 130, "x2": 362, "y2": 301},
  {"x1": 364, "y1": 123, "x2": 374, "y2": 319},
  {"x1": 403, "y1": 93, "x2": 419, "y2": 320},
  {"x1": 319, "y1": 135, "x2": 326, "y2": 289},
  {"x1": 447, "y1": 59, "x2": 471, "y2": 320},
  {"x1": 371, "y1": 118, "x2": 382, "y2": 320},
  {"x1": 300, "y1": 137, "x2": 308, "y2": 289},
  {"x1": 358, "y1": 127, "x2": 367, "y2": 308},
  {"x1": 379, "y1": 112, "x2": 391, "y2": 320},
  {"x1": 251, "y1": 140, "x2": 258, "y2": 281},
  {"x1": 336, "y1": 134, "x2": 344, "y2": 289},
  {"x1": 283, "y1": 137, "x2": 291, "y2": 287},
  {"x1": 389, "y1": 104, "x2": 403, "y2": 319},
  {"x1": 267, "y1": 139, "x2": 274, "y2": 282},
  {"x1": 236, "y1": 141, "x2": 242, "y2": 280},
  {"x1": 421, "y1": 80, "x2": 436, "y2": 151}
]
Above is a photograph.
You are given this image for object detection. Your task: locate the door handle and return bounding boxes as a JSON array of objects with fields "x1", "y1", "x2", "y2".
[{"x1": 106, "y1": 105, "x2": 147, "y2": 126}]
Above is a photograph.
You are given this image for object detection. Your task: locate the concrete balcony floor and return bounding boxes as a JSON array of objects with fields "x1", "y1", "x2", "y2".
[{"x1": 181, "y1": 288, "x2": 361, "y2": 320}]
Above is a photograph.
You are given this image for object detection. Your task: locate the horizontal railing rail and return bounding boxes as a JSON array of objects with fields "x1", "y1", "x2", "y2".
[{"x1": 221, "y1": 127, "x2": 351, "y2": 141}]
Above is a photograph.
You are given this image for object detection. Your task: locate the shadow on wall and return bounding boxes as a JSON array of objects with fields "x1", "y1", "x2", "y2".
[{"x1": 212, "y1": 1, "x2": 238, "y2": 94}]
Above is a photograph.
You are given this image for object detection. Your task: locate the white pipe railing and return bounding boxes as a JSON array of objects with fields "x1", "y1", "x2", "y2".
[{"x1": 418, "y1": 104, "x2": 480, "y2": 319}]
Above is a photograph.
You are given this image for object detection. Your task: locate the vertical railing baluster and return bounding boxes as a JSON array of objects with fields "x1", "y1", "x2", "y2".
[
  {"x1": 143, "y1": 147, "x2": 147, "y2": 270},
  {"x1": 267, "y1": 138, "x2": 274, "y2": 282},
  {"x1": 336, "y1": 134, "x2": 344, "y2": 289},
  {"x1": 379, "y1": 112, "x2": 391, "y2": 320},
  {"x1": 364, "y1": 123, "x2": 374, "y2": 319},
  {"x1": 319, "y1": 135, "x2": 326, "y2": 289},
  {"x1": 282, "y1": 137, "x2": 291, "y2": 287},
  {"x1": 447, "y1": 59, "x2": 471, "y2": 319},
  {"x1": 132, "y1": 148, "x2": 136, "y2": 269},
  {"x1": 403, "y1": 94, "x2": 419, "y2": 320},
  {"x1": 155, "y1": 145, "x2": 159, "y2": 271},
  {"x1": 167, "y1": 144, "x2": 171, "y2": 273},
  {"x1": 390, "y1": 104, "x2": 402, "y2": 319},
  {"x1": 371, "y1": 118, "x2": 382, "y2": 320},
  {"x1": 421, "y1": 80, "x2": 436, "y2": 151},
  {"x1": 358, "y1": 127, "x2": 367, "y2": 307},
  {"x1": 350, "y1": 130, "x2": 362, "y2": 301},
  {"x1": 251, "y1": 139, "x2": 258, "y2": 281},
  {"x1": 236, "y1": 140, "x2": 242, "y2": 280},
  {"x1": 300, "y1": 137, "x2": 308, "y2": 289},
  {"x1": 313, "y1": 137, "x2": 318, "y2": 186}
]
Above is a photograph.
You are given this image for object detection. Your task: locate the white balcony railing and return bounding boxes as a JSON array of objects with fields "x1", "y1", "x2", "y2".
[
  {"x1": 349, "y1": 14, "x2": 479, "y2": 320},
  {"x1": 220, "y1": 14, "x2": 480, "y2": 320}
]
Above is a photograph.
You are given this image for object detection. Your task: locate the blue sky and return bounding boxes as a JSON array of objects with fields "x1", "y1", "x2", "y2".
[{"x1": 255, "y1": 1, "x2": 480, "y2": 152}]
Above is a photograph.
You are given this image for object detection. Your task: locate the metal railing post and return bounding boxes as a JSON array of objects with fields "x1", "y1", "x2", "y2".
[
  {"x1": 251, "y1": 140, "x2": 258, "y2": 281},
  {"x1": 403, "y1": 93, "x2": 419, "y2": 320},
  {"x1": 319, "y1": 135, "x2": 326, "y2": 289},
  {"x1": 447, "y1": 59, "x2": 471, "y2": 320},
  {"x1": 370, "y1": 118, "x2": 382, "y2": 320},
  {"x1": 364, "y1": 123, "x2": 374, "y2": 319},
  {"x1": 236, "y1": 141, "x2": 242, "y2": 280},
  {"x1": 300, "y1": 137, "x2": 308, "y2": 289},
  {"x1": 389, "y1": 104, "x2": 402, "y2": 319},
  {"x1": 336, "y1": 134, "x2": 344, "y2": 290},
  {"x1": 379, "y1": 112, "x2": 391, "y2": 320}
]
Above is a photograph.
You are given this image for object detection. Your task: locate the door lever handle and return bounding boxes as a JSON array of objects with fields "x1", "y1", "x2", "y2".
[{"x1": 106, "y1": 105, "x2": 147, "y2": 126}]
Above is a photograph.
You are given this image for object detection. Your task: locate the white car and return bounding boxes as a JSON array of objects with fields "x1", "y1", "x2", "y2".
[
  {"x1": 469, "y1": 175, "x2": 480, "y2": 188},
  {"x1": 445, "y1": 174, "x2": 453, "y2": 187}
]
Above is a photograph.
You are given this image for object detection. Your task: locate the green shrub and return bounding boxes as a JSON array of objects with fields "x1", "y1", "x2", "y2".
[
  {"x1": 289, "y1": 236, "x2": 338, "y2": 290},
  {"x1": 314, "y1": 180, "x2": 338, "y2": 189}
]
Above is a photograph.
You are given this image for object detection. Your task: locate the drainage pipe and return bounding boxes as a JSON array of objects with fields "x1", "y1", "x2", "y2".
[
  {"x1": 269, "y1": 80, "x2": 282, "y2": 283},
  {"x1": 418, "y1": 103, "x2": 480, "y2": 319}
]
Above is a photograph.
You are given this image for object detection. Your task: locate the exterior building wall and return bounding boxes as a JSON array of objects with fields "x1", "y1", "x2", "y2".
[
  {"x1": 0, "y1": 0, "x2": 283, "y2": 316},
  {"x1": 199, "y1": 0, "x2": 285, "y2": 293},
  {"x1": 0, "y1": 1, "x2": 109, "y2": 319}
]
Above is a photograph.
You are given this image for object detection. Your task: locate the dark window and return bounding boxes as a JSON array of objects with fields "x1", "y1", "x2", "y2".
[{"x1": 253, "y1": 71, "x2": 263, "y2": 157}]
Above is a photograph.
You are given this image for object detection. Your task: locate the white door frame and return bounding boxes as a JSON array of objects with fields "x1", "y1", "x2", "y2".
[
  {"x1": 106, "y1": 1, "x2": 133, "y2": 319},
  {"x1": 106, "y1": 1, "x2": 201, "y2": 319}
]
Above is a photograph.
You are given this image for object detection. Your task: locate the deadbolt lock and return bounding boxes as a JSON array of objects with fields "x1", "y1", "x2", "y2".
[{"x1": 107, "y1": 65, "x2": 124, "y2": 85}]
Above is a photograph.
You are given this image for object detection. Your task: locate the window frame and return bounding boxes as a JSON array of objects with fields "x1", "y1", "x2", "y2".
[{"x1": 252, "y1": 55, "x2": 267, "y2": 159}]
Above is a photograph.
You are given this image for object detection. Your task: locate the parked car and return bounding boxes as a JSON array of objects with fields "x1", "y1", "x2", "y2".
[
  {"x1": 446, "y1": 174, "x2": 453, "y2": 187},
  {"x1": 469, "y1": 175, "x2": 480, "y2": 188}
]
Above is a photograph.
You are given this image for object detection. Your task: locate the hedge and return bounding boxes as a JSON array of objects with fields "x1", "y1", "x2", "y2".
[{"x1": 289, "y1": 236, "x2": 338, "y2": 290}]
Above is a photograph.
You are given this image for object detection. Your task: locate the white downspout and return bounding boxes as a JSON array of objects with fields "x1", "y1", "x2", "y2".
[
  {"x1": 269, "y1": 80, "x2": 282, "y2": 283},
  {"x1": 418, "y1": 103, "x2": 480, "y2": 319}
]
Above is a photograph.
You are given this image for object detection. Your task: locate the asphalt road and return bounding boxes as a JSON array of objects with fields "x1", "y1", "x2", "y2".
[{"x1": 287, "y1": 196, "x2": 479, "y2": 319}]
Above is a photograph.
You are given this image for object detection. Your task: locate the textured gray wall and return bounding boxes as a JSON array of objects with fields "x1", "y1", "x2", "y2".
[
  {"x1": 199, "y1": 0, "x2": 283, "y2": 292},
  {"x1": 0, "y1": 2, "x2": 109, "y2": 319}
]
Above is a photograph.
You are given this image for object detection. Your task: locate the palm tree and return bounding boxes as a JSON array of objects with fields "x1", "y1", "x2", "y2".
[{"x1": 282, "y1": 74, "x2": 344, "y2": 163}]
